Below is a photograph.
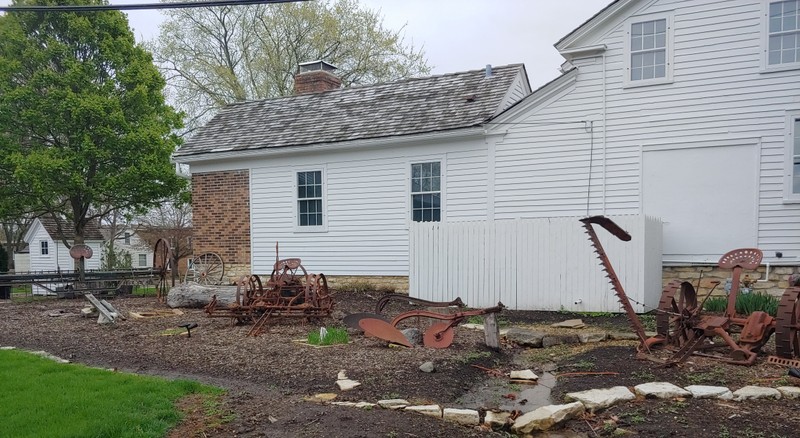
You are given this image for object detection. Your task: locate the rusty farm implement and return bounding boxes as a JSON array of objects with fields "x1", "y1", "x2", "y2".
[
  {"x1": 582, "y1": 215, "x2": 800, "y2": 366},
  {"x1": 204, "y1": 257, "x2": 334, "y2": 336}
]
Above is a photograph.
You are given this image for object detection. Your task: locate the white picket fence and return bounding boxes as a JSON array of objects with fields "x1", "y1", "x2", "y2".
[{"x1": 409, "y1": 215, "x2": 663, "y2": 313}]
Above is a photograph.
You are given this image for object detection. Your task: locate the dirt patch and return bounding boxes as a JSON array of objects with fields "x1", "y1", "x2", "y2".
[{"x1": 0, "y1": 292, "x2": 798, "y2": 437}]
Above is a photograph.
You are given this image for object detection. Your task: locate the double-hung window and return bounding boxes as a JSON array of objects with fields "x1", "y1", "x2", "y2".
[
  {"x1": 138, "y1": 254, "x2": 147, "y2": 267},
  {"x1": 625, "y1": 13, "x2": 673, "y2": 86},
  {"x1": 767, "y1": 0, "x2": 800, "y2": 67},
  {"x1": 411, "y1": 162, "x2": 441, "y2": 222},
  {"x1": 297, "y1": 170, "x2": 324, "y2": 227},
  {"x1": 40, "y1": 241, "x2": 49, "y2": 255},
  {"x1": 788, "y1": 113, "x2": 800, "y2": 199}
]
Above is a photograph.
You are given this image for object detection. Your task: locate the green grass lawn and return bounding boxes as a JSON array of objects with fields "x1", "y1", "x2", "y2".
[{"x1": 0, "y1": 349, "x2": 222, "y2": 438}]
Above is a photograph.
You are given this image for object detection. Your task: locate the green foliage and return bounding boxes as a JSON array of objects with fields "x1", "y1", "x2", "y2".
[
  {"x1": 0, "y1": 0, "x2": 185, "y2": 248},
  {"x1": 570, "y1": 359, "x2": 595, "y2": 371},
  {"x1": 456, "y1": 350, "x2": 492, "y2": 364},
  {"x1": 0, "y1": 349, "x2": 220, "y2": 438},
  {"x1": 307, "y1": 327, "x2": 349, "y2": 346},
  {"x1": 150, "y1": 0, "x2": 431, "y2": 130},
  {"x1": 100, "y1": 242, "x2": 133, "y2": 270},
  {"x1": 703, "y1": 293, "x2": 780, "y2": 316}
]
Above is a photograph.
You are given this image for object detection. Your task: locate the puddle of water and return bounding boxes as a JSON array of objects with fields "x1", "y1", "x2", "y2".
[{"x1": 454, "y1": 372, "x2": 555, "y2": 413}]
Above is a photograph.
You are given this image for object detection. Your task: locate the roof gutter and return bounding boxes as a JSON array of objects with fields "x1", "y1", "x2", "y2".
[{"x1": 172, "y1": 127, "x2": 487, "y2": 164}]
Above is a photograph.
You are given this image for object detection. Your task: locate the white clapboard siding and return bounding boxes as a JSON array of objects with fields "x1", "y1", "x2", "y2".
[{"x1": 410, "y1": 215, "x2": 662, "y2": 313}]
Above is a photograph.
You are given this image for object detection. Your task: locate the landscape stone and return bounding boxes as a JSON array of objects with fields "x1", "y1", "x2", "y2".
[
  {"x1": 732, "y1": 386, "x2": 781, "y2": 401},
  {"x1": 336, "y1": 379, "x2": 361, "y2": 391},
  {"x1": 30, "y1": 350, "x2": 70, "y2": 364},
  {"x1": 607, "y1": 331, "x2": 640, "y2": 341},
  {"x1": 565, "y1": 386, "x2": 635, "y2": 413},
  {"x1": 634, "y1": 382, "x2": 691, "y2": 399},
  {"x1": 685, "y1": 385, "x2": 733, "y2": 400},
  {"x1": 505, "y1": 327, "x2": 546, "y2": 347},
  {"x1": 0, "y1": 346, "x2": 14, "y2": 350},
  {"x1": 377, "y1": 399, "x2": 410, "y2": 409},
  {"x1": 509, "y1": 369, "x2": 539, "y2": 381},
  {"x1": 304, "y1": 393, "x2": 337, "y2": 402},
  {"x1": 484, "y1": 410, "x2": 512, "y2": 428},
  {"x1": 511, "y1": 402, "x2": 585, "y2": 433},
  {"x1": 578, "y1": 332, "x2": 607, "y2": 343},
  {"x1": 330, "y1": 401, "x2": 357, "y2": 407},
  {"x1": 461, "y1": 323, "x2": 484, "y2": 330},
  {"x1": 337, "y1": 370, "x2": 348, "y2": 380},
  {"x1": 401, "y1": 328, "x2": 423, "y2": 346},
  {"x1": 354, "y1": 402, "x2": 376, "y2": 409},
  {"x1": 404, "y1": 404, "x2": 442, "y2": 418},
  {"x1": 551, "y1": 319, "x2": 586, "y2": 329},
  {"x1": 80, "y1": 307, "x2": 95, "y2": 318},
  {"x1": 777, "y1": 386, "x2": 800, "y2": 399},
  {"x1": 420, "y1": 361, "x2": 436, "y2": 373},
  {"x1": 166, "y1": 283, "x2": 238, "y2": 308},
  {"x1": 442, "y1": 408, "x2": 480, "y2": 426},
  {"x1": 542, "y1": 334, "x2": 580, "y2": 348}
]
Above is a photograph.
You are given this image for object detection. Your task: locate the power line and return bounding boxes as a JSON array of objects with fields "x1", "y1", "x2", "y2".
[{"x1": 0, "y1": 0, "x2": 308, "y2": 13}]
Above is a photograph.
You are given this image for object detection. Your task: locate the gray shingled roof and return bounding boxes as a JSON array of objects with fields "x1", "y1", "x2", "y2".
[
  {"x1": 174, "y1": 64, "x2": 524, "y2": 158},
  {"x1": 39, "y1": 217, "x2": 104, "y2": 241}
]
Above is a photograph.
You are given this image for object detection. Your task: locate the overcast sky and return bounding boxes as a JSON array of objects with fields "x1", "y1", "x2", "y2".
[{"x1": 2, "y1": 0, "x2": 611, "y2": 89}]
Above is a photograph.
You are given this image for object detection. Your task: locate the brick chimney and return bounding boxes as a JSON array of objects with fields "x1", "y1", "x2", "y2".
[{"x1": 294, "y1": 60, "x2": 342, "y2": 94}]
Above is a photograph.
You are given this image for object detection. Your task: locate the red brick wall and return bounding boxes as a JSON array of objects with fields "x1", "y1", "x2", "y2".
[
  {"x1": 293, "y1": 71, "x2": 342, "y2": 94},
  {"x1": 192, "y1": 170, "x2": 251, "y2": 268}
]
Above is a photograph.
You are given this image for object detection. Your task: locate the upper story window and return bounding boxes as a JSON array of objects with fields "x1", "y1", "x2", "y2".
[
  {"x1": 411, "y1": 162, "x2": 441, "y2": 222},
  {"x1": 124, "y1": 232, "x2": 131, "y2": 245},
  {"x1": 624, "y1": 13, "x2": 674, "y2": 87},
  {"x1": 297, "y1": 170, "x2": 324, "y2": 227},
  {"x1": 40, "y1": 241, "x2": 49, "y2": 255},
  {"x1": 767, "y1": 0, "x2": 800, "y2": 66}
]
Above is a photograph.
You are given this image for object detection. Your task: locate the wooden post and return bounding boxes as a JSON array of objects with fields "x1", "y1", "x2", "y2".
[{"x1": 484, "y1": 313, "x2": 500, "y2": 350}]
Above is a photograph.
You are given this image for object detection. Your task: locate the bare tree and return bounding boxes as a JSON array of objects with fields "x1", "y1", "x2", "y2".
[
  {"x1": 136, "y1": 200, "x2": 192, "y2": 285},
  {"x1": 149, "y1": 0, "x2": 430, "y2": 132}
]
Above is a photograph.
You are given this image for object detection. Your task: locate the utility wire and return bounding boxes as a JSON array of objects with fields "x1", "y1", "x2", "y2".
[{"x1": 0, "y1": 0, "x2": 307, "y2": 12}]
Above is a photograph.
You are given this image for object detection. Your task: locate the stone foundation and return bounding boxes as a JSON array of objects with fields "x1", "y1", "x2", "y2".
[{"x1": 662, "y1": 264, "x2": 800, "y2": 296}]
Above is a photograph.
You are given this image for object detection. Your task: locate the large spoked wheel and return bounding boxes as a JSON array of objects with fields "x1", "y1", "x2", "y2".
[
  {"x1": 191, "y1": 252, "x2": 225, "y2": 285},
  {"x1": 153, "y1": 239, "x2": 171, "y2": 302},
  {"x1": 775, "y1": 287, "x2": 800, "y2": 359},
  {"x1": 655, "y1": 280, "x2": 697, "y2": 349}
]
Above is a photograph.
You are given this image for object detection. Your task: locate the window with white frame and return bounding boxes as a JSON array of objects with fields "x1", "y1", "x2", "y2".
[
  {"x1": 410, "y1": 162, "x2": 441, "y2": 222},
  {"x1": 40, "y1": 241, "x2": 48, "y2": 255},
  {"x1": 767, "y1": 0, "x2": 800, "y2": 66},
  {"x1": 138, "y1": 254, "x2": 147, "y2": 267},
  {"x1": 625, "y1": 14, "x2": 673, "y2": 86},
  {"x1": 297, "y1": 170, "x2": 323, "y2": 227},
  {"x1": 790, "y1": 115, "x2": 800, "y2": 196}
]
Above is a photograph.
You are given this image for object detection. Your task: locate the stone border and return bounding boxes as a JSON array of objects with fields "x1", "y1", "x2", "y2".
[{"x1": 326, "y1": 380, "x2": 800, "y2": 435}]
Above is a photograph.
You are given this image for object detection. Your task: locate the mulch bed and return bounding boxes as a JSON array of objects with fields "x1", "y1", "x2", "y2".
[{"x1": 1, "y1": 291, "x2": 798, "y2": 437}]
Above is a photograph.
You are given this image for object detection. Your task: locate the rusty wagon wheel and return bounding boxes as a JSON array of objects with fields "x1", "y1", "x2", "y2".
[
  {"x1": 655, "y1": 280, "x2": 698, "y2": 349},
  {"x1": 775, "y1": 287, "x2": 800, "y2": 359},
  {"x1": 191, "y1": 252, "x2": 225, "y2": 285},
  {"x1": 153, "y1": 238, "x2": 171, "y2": 301}
]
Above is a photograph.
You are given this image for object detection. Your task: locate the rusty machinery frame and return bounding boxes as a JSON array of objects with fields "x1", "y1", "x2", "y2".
[
  {"x1": 582, "y1": 215, "x2": 800, "y2": 366},
  {"x1": 204, "y1": 257, "x2": 333, "y2": 336}
]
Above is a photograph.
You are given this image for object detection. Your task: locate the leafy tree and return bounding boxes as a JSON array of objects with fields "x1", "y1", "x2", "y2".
[
  {"x1": 150, "y1": 0, "x2": 430, "y2": 131},
  {"x1": 0, "y1": 0, "x2": 186, "y2": 277}
]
